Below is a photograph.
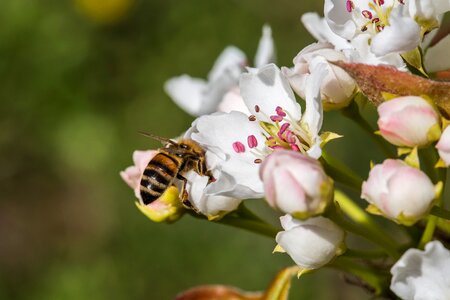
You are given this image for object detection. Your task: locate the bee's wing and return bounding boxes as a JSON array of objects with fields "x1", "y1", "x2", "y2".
[{"x1": 138, "y1": 131, "x2": 177, "y2": 146}]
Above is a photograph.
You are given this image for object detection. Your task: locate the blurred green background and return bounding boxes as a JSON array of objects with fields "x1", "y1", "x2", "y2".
[{"x1": 0, "y1": 0, "x2": 394, "y2": 299}]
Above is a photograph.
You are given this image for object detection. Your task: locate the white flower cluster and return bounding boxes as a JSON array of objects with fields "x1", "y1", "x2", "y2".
[{"x1": 122, "y1": 1, "x2": 450, "y2": 298}]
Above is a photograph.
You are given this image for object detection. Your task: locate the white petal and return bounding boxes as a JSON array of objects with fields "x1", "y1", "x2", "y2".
[
  {"x1": 217, "y1": 87, "x2": 251, "y2": 115},
  {"x1": 301, "y1": 12, "x2": 351, "y2": 51},
  {"x1": 185, "y1": 171, "x2": 241, "y2": 216},
  {"x1": 208, "y1": 46, "x2": 247, "y2": 82},
  {"x1": 409, "y1": 0, "x2": 450, "y2": 20},
  {"x1": 391, "y1": 241, "x2": 450, "y2": 300},
  {"x1": 324, "y1": 0, "x2": 357, "y2": 40},
  {"x1": 371, "y1": 9, "x2": 421, "y2": 56},
  {"x1": 240, "y1": 64, "x2": 301, "y2": 122},
  {"x1": 164, "y1": 75, "x2": 208, "y2": 116},
  {"x1": 425, "y1": 34, "x2": 450, "y2": 73},
  {"x1": 302, "y1": 57, "x2": 328, "y2": 138},
  {"x1": 254, "y1": 25, "x2": 276, "y2": 68}
]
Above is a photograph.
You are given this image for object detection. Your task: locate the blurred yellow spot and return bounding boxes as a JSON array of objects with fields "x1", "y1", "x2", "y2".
[{"x1": 74, "y1": 0, "x2": 135, "y2": 25}]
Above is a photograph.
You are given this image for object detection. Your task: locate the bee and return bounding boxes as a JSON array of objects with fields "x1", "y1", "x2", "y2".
[{"x1": 138, "y1": 132, "x2": 211, "y2": 210}]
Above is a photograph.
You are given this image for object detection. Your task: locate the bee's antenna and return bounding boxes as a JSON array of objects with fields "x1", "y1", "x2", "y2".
[{"x1": 138, "y1": 131, "x2": 177, "y2": 145}]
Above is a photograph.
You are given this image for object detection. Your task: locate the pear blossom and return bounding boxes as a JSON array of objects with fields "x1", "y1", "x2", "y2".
[
  {"x1": 282, "y1": 42, "x2": 356, "y2": 110},
  {"x1": 302, "y1": 12, "x2": 406, "y2": 67},
  {"x1": 377, "y1": 96, "x2": 441, "y2": 147},
  {"x1": 324, "y1": 0, "x2": 421, "y2": 56},
  {"x1": 185, "y1": 62, "x2": 329, "y2": 200},
  {"x1": 361, "y1": 159, "x2": 436, "y2": 225},
  {"x1": 436, "y1": 126, "x2": 450, "y2": 167},
  {"x1": 274, "y1": 215, "x2": 345, "y2": 270},
  {"x1": 164, "y1": 25, "x2": 275, "y2": 116},
  {"x1": 390, "y1": 241, "x2": 450, "y2": 300},
  {"x1": 260, "y1": 150, "x2": 333, "y2": 219}
]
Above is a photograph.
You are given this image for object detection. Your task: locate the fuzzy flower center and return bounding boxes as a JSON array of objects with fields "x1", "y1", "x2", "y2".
[
  {"x1": 346, "y1": 0, "x2": 405, "y2": 34},
  {"x1": 230, "y1": 105, "x2": 314, "y2": 163}
]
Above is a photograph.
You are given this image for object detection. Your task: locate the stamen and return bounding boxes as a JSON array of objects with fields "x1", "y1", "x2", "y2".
[
  {"x1": 377, "y1": 24, "x2": 384, "y2": 32},
  {"x1": 275, "y1": 106, "x2": 286, "y2": 117},
  {"x1": 290, "y1": 144, "x2": 300, "y2": 152},
  {"x1": 374, "y1": 0, "x2": 384, "y2": 5},
  {"x1": 248, "y1": 115, "x2": 256, "y2": 121},
  {"x1": 285, "y1": 130, "x2": 296, "y2": 144},
  {"x1": 270, "y1": 115, "x2": 283, "y2": 122},
  {"x1": 346, "y1": 0, "x2": 354, "y2": 12},
  {"x1": 362, "y1": 10, "x2": 372, "y2": 19},
  {"x1": 232, "y1": 141, "x2": 245, "y2": 153},
  {"x1": 254, "y1": 159, "x2": 262, "y2": 164},
  {"x1": 279, "y1": 123, "x2": 290, "y2": 135},
  {"x1": 247, "y1": 135, "x2": 258, "y2": 148},
  {"x1": 361, "y1": 25, "x2": 368, "y2": 32},
  {"x1": 255, "y1": 105, "x2": 260, "y2": 113},
  {"x1": 372, "y1": 17, "x2": 380, "y2": 24}
]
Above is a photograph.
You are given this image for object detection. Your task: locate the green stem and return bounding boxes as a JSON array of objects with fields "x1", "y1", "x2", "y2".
[
  {"x1": 321, "y1": 151, "x2": 363, "y2": 191},
  {"x1": 334, "y1": 190, "x2": 400, "y2": 255},
  {"x1": 328, "y1": 256, "x2": 389, "y2": 296},
  {"x1": 325, "y1": 205, "x2": 400, "y2": 259},
  {"x1": 217, "y1": 216, "x2": 279, "y2": 238},
  {"x1": 344, "y1": 248, "x2": 387, "y2": 259},
  {"x1": 342, "y1": 100, "x2": 395, "y2": 158},
  {"x1": 429, "y1": 206, "x2": 450, "y2": 220},
  {"x1": 419, "y1": 163, "x2": 447, "y2": 249}
]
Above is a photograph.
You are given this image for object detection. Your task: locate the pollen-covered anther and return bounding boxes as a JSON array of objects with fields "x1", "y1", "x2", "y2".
[
  {"x1": 275, "y1": 106, "x2": 287, "y2": 117},
  {"x1": 270, "y1": 115, "x2": 284, "y2": 122},
  {"x1": 374, "y1": 0, "x2": 384, "y2": 5},
  {"x1": 346, "y1": 0, "x2": 354, "y2": 12},
  {"x1": 361, "y1": 25, "x2": 368, "y2": 32},
  {"x1": 232, "y1": 141, "x2": 245, "y2": 153},
  {"x1": 254, "y1": 105, "x2": 260, "y2": 113},
  {"x1": 372, "y1": 17, "x2": 380, "y2": 24},
  {"x1": 254, "y1": 159, "x2": 262, "y2": 164},
  {"x1": 376, "y1": 24, "x2": 385, "y2": 32},
  {"x1": 248, "y1": 115, "x2": 257, "y2": 121},
  {"x1": 362, "y1": 10, "x2": 373, "y2": 19},
  {"x1": 247, "y1": 135, "x2": 258, "y2": 148}
]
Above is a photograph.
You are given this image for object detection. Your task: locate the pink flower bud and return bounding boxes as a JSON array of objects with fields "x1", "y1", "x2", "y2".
[
  {"x1": 120, "y1": 150, "x2": 157, "y2": 200},
  {"x1": 275, "y1": 215, "x2": 345, "y2": 270},
  {"x1": 361, "y1": 159, "x2": 436, "y2": 225},
  {"x1": 377, "y1": 96, "x2": 441, "y2": 147},
  {"x1": 260, "y1": 150, "x2": 333, "y2": 219},
  {"x1": 436, "y1": 126, "x2": 450, "y2": 166}
]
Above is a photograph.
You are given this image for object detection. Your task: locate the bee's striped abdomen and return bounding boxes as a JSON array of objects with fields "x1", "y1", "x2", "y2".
[{"x1": 140, "y1": 152, "x2": 180, "y2": 205}]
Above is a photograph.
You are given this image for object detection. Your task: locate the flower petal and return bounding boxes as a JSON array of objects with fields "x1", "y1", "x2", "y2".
[
  {"x1": 324, "y1": 0, "x2": 357, "y2": 40},
  {"x1": 207, "y1": 46, "x2": 247, "y2": 82},
  {"x1": 301, "y1": 12, "x2": 351, "y2": 51},
  {"x1": 425, "y1": 34, "x2": 450, "y2": 73},
  {"x1": 254, "y1": 25, "x2": 276, "y2": 68},
  {"x1": 164, "y1": 75, "x2": 209, "y2": 116},
  {"x1": 391, "y1": 241, "x2": 450, "y2": 300},
  {"x1": 240, "y1": 64, "x2": 301, "y2": 122},
  {"x1": 370, "y1": 8, "x2": 421, "y2": 56}
]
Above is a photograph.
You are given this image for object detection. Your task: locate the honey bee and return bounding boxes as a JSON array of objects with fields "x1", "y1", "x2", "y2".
[{"x1": 138, "y1": 132, "x2": 211, "y2": 210}]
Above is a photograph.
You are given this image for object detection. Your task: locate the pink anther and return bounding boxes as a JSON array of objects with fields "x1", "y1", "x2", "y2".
[
  {"x1": 270, "y1": 115, "x2": 283, "y2": 122},
  {"x1": 232, "y1": 141, "x2": 245, "y2": 153},
  {"x1": 362, "y1": 10, "x2": 372, "y2": 19},
  {"x1": 346, "y1": 0, "x2": 354, "y2": 12},
  {"x1": 247, "y1": 135, "x2": 258, "y2": 148},
  {"x1": 275, "y1": 106, "x2": 286, "y2": 117}
]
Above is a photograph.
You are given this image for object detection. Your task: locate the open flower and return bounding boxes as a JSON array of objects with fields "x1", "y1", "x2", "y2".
[
  {"x1": 324, "y1": 0, "x2": 421, "y2": 56},
  {"x1": 120, "y1": 150, "x2": 185, "y2": 223},
  {"x1": 186, "y1": 62, "x2": 329, "y2": 200},
  {"x1": 274, "y1": 215, "x2": 345, "y2": 271},
  {"x1": 377, "y1": 96, "x2": 441, "y2": 147},
  {"x1": 164, "y1": 25, "x2": 275, "y2": 116},
  {"x1": 361, "y1": 159, "x2": 436, "y2": 225},
  {"x1": 391, "y1": 241, "x2": 450, "y2": 300},
  {"x1": 282, "y1": 42, "x2": 356, "y2": 110},
  {"x1": 260, "y1": 150, "x2": 333, "y2": 219}
]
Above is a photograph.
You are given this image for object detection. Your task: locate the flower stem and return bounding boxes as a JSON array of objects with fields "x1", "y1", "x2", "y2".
[
  {"x1": 344, "y1": 248, "x2": 387, "y2": 259},
  {"x1": 341, "y1": 100, "x2": 395, "y2": 158},
  {"x1": 321, "y1": 151, "x2": 363, "y2": 191},
  {"x1": 419, "y1": 165, "x2": 447, "y2": 249},
  {"x1": 325, "y1": 204, "x2": 401, "y2": 259},
  {"x1": 334, "y1": 190, "x2": 400, "y2": 254},
  {"x1": 328, "y1": 256, "x2": 389, "y2": 296}
]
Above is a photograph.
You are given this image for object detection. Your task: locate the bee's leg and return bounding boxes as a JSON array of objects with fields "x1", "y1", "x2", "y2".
[{"x1": 176, "y1": 174, "x2": 199, "y2": 213}]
